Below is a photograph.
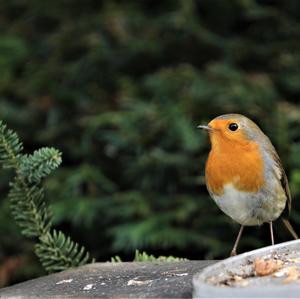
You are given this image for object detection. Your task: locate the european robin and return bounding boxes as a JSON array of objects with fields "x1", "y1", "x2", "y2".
[{"x1": 198, "y1": 114, "x2": 298, "y2": 256}]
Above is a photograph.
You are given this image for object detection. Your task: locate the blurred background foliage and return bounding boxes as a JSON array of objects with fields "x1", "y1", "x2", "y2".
[{"x1": 0, "y1": 0, "x2": 300, "y2": 286}]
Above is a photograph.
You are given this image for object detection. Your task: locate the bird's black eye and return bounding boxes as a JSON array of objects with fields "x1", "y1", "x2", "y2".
[{"x1": 228, "y1": 123, "x2": 238, "y2": 131}]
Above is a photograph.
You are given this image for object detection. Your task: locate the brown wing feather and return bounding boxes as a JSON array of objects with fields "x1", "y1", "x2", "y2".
[
  {"x1": 271, "y1": 150, "x2": 291, "y2": 218},
  {"x1": 280, "y1": 169, "x2": 291, "y2": 217},
  {"x1": 267, "y1": 138, "x2": 297, "y2": 238}
]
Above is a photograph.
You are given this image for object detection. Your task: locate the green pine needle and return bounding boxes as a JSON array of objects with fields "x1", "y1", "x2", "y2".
[
  {"x1": 36, "y1": 230, "x2": 92, "y2": 272},
  {"x1": 133, "y1": 250, "x2": 187, "y2": 262},
  {"x1": 110, "y1": 250, "x2": 187, "y2": 263},
  {"x1": 0, "y1": 121, "x2": 94, "y2": 273},
  {"x1": 19, "y1": 147, "x2": 62, "y2": 183},
  {"x1": 0, "y1": 120, "x2": 23, "y2": 169}
]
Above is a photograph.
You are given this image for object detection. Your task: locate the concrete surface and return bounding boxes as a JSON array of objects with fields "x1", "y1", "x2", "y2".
[{"x1": 0, "y1": 261, "x2": 215, "y2": 298}]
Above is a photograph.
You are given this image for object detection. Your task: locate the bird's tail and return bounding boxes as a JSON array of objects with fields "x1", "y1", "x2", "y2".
[{"x1": 282, "y1": 218, "x2": 299, "y2": 240}]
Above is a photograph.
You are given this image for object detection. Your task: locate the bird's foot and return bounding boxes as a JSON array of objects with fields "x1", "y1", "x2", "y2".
[{"x1": 230, "y1": 250, "x2": 237, "y2": 257}]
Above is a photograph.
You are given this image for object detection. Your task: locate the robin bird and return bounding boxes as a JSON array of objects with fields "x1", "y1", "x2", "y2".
[{"x1": 198, "y1": 114, "x2": 298, "y2": 256}]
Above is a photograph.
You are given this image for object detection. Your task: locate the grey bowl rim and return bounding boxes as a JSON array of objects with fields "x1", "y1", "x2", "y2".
[{"x1": 193, "y1": 240, "x2": 300, "y2": 297}]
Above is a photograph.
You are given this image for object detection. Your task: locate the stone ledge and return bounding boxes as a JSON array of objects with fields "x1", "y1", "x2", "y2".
[{"x1": 0, "y1": 261, "x2": 215, "y2": 298}]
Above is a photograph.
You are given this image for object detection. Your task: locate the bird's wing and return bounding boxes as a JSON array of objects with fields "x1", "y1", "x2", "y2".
[{"x1": 270, "y1": 146, "x2": 291, "y2": 217}]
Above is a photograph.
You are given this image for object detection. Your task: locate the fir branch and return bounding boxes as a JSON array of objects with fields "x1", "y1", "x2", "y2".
[
  {"x1": 9, "y1": 180, "x2": 51, "y2": 237},
  {"x1": 36, "y1": 230, "x2": 92, "y2": 272},
  {"x1": 19, "y1": 148, "x2": 62, "y2": 183},
  {"x1": 0, "y1": 121, "x2": 94, "y2": 273},
  {"x1": 110, "y1": 250, "x2": 187, "y2": 263},
  {"x1": 0, "y1": 120, "x2": 23, "y2": 169},
  {"x1": 133, "y1": 250, "x2": 187, "y2": 262}
]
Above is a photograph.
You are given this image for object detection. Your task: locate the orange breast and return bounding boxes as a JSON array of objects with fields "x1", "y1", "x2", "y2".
[{"x1": 205, "y1": 137, "x2": 265, "y2": 196}]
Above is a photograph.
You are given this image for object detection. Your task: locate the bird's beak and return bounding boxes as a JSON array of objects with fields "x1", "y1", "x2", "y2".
[{"x1": 197, "y1": 125, "x2": 213, "y2": 131}]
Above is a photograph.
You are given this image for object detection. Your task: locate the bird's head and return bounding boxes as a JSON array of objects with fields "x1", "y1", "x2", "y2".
[{"x1": 198, "y1": 114, "x2": 266, "y2": 150}]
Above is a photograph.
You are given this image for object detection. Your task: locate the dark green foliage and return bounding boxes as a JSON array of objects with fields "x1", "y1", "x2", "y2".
[
  {"x1": 0, "y1": 121, "x2": 93, "y2": 273},
  {"x1": 111, "y1": 250, "x2": 187, "y2": 263},
  {"x1": 0, "y1": 0, "x2": 300, "y2": 285},
  {"x1": 133, "y1": 250, "x2": 187, "y2": 262}
]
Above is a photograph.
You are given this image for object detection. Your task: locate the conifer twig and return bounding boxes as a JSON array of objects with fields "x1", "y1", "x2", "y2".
[{"x1": 0, "y1": 121, "x2": 94, "y2": 272}]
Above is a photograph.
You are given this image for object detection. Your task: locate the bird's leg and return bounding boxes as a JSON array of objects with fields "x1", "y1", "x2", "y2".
[
  {"x1": 230, "y1": 225, "x2": 244, "y2": 256},
  {"x1": 269, "y1": 221, "x2": 274, "y2": 245}
]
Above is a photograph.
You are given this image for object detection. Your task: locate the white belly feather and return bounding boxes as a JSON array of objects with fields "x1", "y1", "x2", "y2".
[{"x1": 212, "y1": 183, "x2": 286, "y2": 226}]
